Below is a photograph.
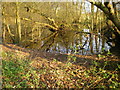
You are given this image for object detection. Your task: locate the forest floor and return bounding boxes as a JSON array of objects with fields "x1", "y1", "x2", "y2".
[{"x1": 1, "y1": 44, "x2": 120, "y2": 88}]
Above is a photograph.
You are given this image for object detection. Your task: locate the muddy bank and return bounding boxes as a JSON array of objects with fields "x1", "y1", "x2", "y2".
[{"x1": 2, "y1": 44, "x2": 120, "y2": 70}]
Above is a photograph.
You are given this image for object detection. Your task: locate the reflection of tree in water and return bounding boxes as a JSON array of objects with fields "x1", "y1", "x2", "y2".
[
  {"x1": 34, "y1": 13, "x2": 109, "y2": 55},
  {"x1": 40, "y1": 29, "x2": 76, "y2": 52},
  {"x1": 40, "y1": 26, "x2": 109, "y2": 55},
  {"x1": 2, "y1": 2, "x2": 112, "y2": 55}
]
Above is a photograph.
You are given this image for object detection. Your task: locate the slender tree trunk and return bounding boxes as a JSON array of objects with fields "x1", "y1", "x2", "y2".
[
  {"x1": 2, "y1": 6, "x2": 6, "y2": 44},
  {"x1": 88, "y1": 0, "x2": 120, "y2": 53},
  {"x1": 16, "y1": 2, "x2": 21, "y2": 44},
  {"x1": 3, "y1": 18, "x2": 6, "y2": 44},
  {"x1": 89, "y1": 4, "x2": 94, "y2": 54},
  {"x1": 88, "y1": 0, "x2": 120, "y2": 31}
]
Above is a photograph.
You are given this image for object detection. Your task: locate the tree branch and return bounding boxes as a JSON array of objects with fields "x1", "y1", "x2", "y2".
[
  {"x1": 21, "y1": 18, "x2": 58, "y2": 31},
  {"x1": 6, "y1": 24, "x2": 15, "y2": 37},
  {"x1": 87, "y1": 0, "x2": 120, "y2": 31}
]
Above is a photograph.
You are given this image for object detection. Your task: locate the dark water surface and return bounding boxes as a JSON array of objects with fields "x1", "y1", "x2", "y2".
[{"x1": 40, "y1": 29, "x2": 110, "y2": 55}]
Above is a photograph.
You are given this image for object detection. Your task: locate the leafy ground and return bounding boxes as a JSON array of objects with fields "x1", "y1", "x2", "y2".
[{"x1": 1, "y1": 44, "x2": 120, "y2": 88}]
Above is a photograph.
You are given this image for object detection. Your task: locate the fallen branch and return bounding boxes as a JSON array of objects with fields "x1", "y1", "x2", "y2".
[
  {"x1": 29, "y1": 32, "x2": 58, "y2": 43},
  {"x1": 40, "y1": 32, "x2": 58, "y2": 51},
  {"x1": 23, "y1": 6, "x2": 59, "y2": 29},
  {"x1": 21, "y1": 17, "x2": 58, "y2": 31},
  {"x1": 36, "y1": 13, "x2": 59, "y2": 30}
]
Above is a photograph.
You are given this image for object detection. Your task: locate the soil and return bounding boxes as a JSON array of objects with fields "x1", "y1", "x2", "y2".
[
  {"x1": 1, "y1": 44, "x2": 120, "y2": 88},
  {"x1": 1, "y1": 44, "x2": 120, "y2": 69}
]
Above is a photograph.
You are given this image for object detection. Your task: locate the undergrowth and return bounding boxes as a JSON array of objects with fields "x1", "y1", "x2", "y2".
[{"x1": 2, "y1": 50, "x2": 120, "y2": 88}]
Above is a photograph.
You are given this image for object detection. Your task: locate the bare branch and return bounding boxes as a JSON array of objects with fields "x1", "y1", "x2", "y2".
[
  {"x1": 21, "y1": 18, "x2": 58, "y2": 31},
  {"x1": 6, "y1": 24, "x2": 15, "y2": 37},
  {"x1": 87, "y1": 0, "x2": 120, "y2": 31}
]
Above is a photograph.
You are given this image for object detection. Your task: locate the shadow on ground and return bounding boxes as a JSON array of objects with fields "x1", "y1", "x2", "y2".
[{"x1": 2, "y1": 44, "x2": 120, "y2": 71}]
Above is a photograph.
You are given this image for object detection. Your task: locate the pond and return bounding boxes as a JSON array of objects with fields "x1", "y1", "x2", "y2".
[{"x1": 39, "y1": 29, "x2": 110, "y2": 55}]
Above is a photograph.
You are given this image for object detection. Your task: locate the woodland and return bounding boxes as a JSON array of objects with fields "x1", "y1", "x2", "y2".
[{"x1": 1, "y1": 0, "x2": 120, "y2": 89}]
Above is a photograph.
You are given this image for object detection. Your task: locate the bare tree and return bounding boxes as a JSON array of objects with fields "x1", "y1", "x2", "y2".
[
  {"x1": 87, "y1": 0, "x2": 120, "y2": 31},
  {"x1": 87, "y1": 0, "x2": 120, "y2": 48}
]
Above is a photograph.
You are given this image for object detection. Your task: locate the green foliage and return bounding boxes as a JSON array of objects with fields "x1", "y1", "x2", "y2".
[
  {"x1": 98, "y1": 49, "x2": 113, "y2": 59},
  {"x1": 84, "y1": 60, "x2": 120, "y2": 88},
  {"x1": 67, "y1": 46, "x2": 120, "y2": 89},
  {"x1": 2, "y1": 49, "x2": 120, "y2": 88},
  {"x1": 67, "y1": 55, "x2": 77, "y2": 63},
  {"x1": 98, "y1": 54, "x2": 106, "y2": 58},
  {"x1": 2, "y1": 51, "x2": 41, "y2": 88}
]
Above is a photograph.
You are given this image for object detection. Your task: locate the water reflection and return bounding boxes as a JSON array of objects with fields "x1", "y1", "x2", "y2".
[{"x1": 42, "y1": 29, "x2": 110, "y2": 55}]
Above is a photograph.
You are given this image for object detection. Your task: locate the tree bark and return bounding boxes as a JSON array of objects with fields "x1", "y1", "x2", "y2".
[
  {"x1": 16, "y1": 2, "x2": 21, "y2": 44},
  {"x1": 87, "y1": 0, "x2": 120, "y2": 31}
]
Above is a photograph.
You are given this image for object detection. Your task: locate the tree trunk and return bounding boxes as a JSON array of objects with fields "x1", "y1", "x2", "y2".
[
  {"x1": 88, "y1": 0, "x2": 120, "y2": 54},
  {"x1": 16, "y1": 2, "x2": 21, "y2": 44},
  {"x1": 88, "y1": 1, "x2": 120, "y2": 31},
  {"x1": 2, "y1": 18, "x2": 6, "y2": 44}
]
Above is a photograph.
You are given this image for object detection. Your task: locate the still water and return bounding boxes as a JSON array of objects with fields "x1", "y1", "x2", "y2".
[{"x1": 40, "y1": 29, "x2": 110, "y2": 55}]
